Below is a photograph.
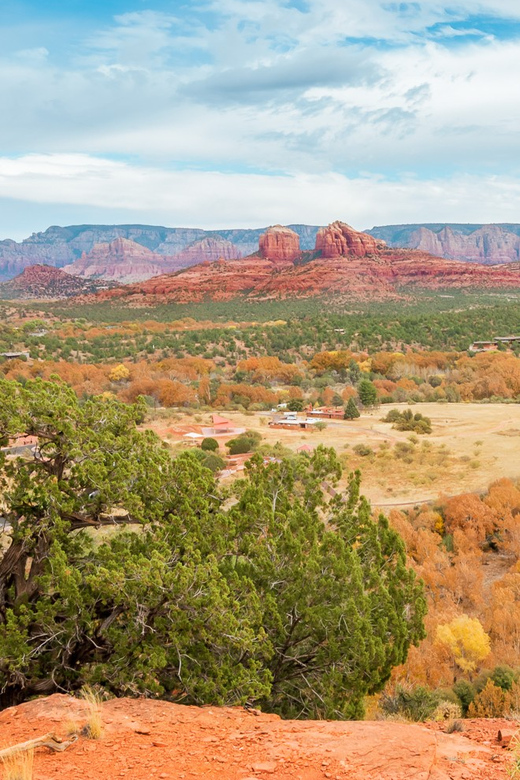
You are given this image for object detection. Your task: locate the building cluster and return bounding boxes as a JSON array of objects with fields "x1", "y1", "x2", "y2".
[
  {"x1": 469, "y1": 336, "x2": 520, "y2": 352},
  {"x1": 268, "y1": 406, "x2": 343, "y2": 430}
]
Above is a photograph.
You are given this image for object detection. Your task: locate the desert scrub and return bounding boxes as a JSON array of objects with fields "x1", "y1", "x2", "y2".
[
  {"x1": 508, "y1": 734, "x2": 520, "y2": 779},
  {"x1": 380, "y1": 684, "x2": 439, "y2": 722},
  {"x1": 432, "y1": 701, "x2": 462, "y2": 722},
  {"x1": 352, "y1": 443, "x2": 373, "y2": 457},
  {"x1": 445, "y1": 720, "x2": 464, "y2": 734}
]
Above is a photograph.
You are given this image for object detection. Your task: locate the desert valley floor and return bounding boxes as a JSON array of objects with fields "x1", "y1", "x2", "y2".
[{"x1": 145, "y1": 402, "x2": 520, "y2": 507}]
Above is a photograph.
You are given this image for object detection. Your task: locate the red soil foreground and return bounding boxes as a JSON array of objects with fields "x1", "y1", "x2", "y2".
[{"x1": 0, "y1": 694, "x2": 515, "y2": 780}]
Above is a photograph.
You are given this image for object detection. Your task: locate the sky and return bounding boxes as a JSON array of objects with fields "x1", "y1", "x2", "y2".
[{"x1": 1, "y1": 0, "x2": 520, "y2": 239}]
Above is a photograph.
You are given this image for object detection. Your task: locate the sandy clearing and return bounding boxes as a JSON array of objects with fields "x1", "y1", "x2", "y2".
[{"x1": 148, "y1": 403, "x2": 520, "y2": 508}]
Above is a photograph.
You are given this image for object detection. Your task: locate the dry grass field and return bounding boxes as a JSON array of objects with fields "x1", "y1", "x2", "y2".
[{"x1": 146, "y1": 402, "x2": 520, "y2": 509}]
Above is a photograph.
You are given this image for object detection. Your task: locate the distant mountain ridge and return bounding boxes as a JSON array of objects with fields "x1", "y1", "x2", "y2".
[
  {"x1": 0, "y1": 223, "x2": 321, "y2": 281},
  {"x1": 367, "y1": 223, "x2": 520, "y2": 264},
  {"x1": 82, "y1": 222, "x2": 520, "y2": 307},
  {"x1": 2, "y1": 221, "x2": 520, "y2": 282},
  {"x1": 62, "y1": 236, "x2": 244, "y2": 283}
]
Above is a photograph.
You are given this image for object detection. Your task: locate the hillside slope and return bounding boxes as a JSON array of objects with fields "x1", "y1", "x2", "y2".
[{"x1": 0, "y1": 264, "x2": 117, "y2": 299}]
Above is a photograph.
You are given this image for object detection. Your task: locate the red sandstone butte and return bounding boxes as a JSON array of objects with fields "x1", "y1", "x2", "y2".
[
  {"x1": 315, "y1": 220, "x2": 383, "y2": 258},
  {"x1": 259, "y1": 225, "x2": 301, "y2": 262}
]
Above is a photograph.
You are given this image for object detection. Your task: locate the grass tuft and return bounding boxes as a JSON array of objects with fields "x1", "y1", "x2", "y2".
[
  {"x1": 80, "y1": 686, "x2": 104, "y2": 740},
  {"x1": 1, "y1": 748, "x2": 34, "y2": 780},
  {"x1": 445, "y1": 719, "x2": 464, "y2": 734}
]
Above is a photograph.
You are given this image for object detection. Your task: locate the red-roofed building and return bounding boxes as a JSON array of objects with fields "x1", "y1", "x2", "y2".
[{"x1": 212, "y1": 414, "x2": 232, "y2": 431}]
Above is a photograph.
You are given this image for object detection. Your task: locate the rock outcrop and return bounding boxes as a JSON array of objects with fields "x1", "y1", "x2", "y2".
[
  {"x1": 83, "y1": 247, "x2": 520, "y2": 307},
  {"x1": 0, "y1": 265, "x2": 117, "y2": 299},
  {"x1": 63, "y1": 238, "x2": 170, "y2": 284},
  {"x1": 259, "y1": 225, "x2": 301, "y2": 262},
  {"x1": 0, "y1": 693, "x2": 509, "y2": 780},
  {"x1": 408, "y1": 224, "x2": 520, "y2": 264},
  {"x1": 171, "y1": 236, "x2": 242, "y2": 267},
  {"x1": 315, "y1": 221, "x2": 383, "y2": 258}
]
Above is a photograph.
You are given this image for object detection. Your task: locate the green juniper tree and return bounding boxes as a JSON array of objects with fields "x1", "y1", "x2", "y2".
[
  {"x1": 344, "y1": 398, "x2": 360, "y2": 420},
  {"x1": 226, "y1": 452, "x2": 426, "y2": 718},
  {"x1": 0, "y1": 378, "x2": 426, "y2": 718},
  {"x1": 358, "y1": 379, "x2": 378, "y2": 408}
]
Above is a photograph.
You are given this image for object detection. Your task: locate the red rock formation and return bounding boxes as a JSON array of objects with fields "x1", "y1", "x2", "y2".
[
  {"x1": 84, "y1": 248, "x2": 520, "y2": 307},
  {"x1": 63, "y1": 238, "x2": 171, "y2": 284},
  {"x1": 315, "y1": 221, "x2": 383, "y2": 258},
  {"x1": 408, "y1": 224, "x2": 520, "y2": 265},
  {"x1": 171, "y1": 236, "x2": 241, "y2": 267},
  {"x1": 0, "y1": 265, "x2": 117, "y2": 299},
  {"x1": 259, "y1": 225, "x2": 300, "y2": 262}
]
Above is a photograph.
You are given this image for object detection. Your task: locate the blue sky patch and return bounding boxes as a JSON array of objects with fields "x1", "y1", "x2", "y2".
[{"x1": 1, "y1": 0, "x2": 520, "y2": 237}]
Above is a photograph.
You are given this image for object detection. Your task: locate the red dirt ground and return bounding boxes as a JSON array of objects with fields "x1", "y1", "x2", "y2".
[{"x1": 0, "y1": 695, "x2": 515, "y2": 780}]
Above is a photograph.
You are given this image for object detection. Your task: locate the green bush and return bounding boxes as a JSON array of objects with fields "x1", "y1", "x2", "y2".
[
  {"x1": 227, "y1": 430, "x2": 262, "y2": 455},
  {"x1": 491, "y1": 665, "x2": 517, "y2": 691},
  {"x1": 383, "y1": 408, "x2": 432, "y2": 434},
  {"x1": 201, "y1": 452, "x2": 226, "y2": 473},
  {"x1": 453, "y1": 679, "x2": 476, "y2": 716},
  {"x1": 380, "y1": 684, "x2": 440, "y2": 722},
  {"x1": 353, "y1": 444, "x2": 373, "y2": 457},
  {"x1": 201, "y1": 437, "x2": 219, "y2": 452},
  {"x1": 475, "y1": 665, "x2": 516, "y2": 693}
]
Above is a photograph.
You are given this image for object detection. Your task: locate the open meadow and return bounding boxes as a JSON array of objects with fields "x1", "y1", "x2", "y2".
[{"x1": 146, "y1": 402, "x2": 520, "y2": 508}]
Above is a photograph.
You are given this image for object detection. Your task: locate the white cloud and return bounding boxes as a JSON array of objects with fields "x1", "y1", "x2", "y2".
[
  {"x1": 1, "y1": 1, "x2": 520, "y2": 235},
  {"x1": 2, "y1": 154, "x2": 520, "y2": 235}
]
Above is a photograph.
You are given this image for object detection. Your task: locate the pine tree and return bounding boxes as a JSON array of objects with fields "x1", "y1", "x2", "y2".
[
  {"x1": 0, "y1": 379, "x2": 267, "y2": 709},
  {"x1": 344, "y1": 397, "x2": 360, "y2": 419},
  {"x1": 358, "y1": 378, "x2": 378, "y2": 407}
]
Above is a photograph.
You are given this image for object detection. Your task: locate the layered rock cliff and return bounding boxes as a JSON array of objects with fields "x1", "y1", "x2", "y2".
[
  {"x1": 63, "y1": 238, "x2": 171, "y2": 283},
  {"x1": 368, "y1": 223, "x2": 520, "y2": 264},
  {"x1": 259, "y1": 225, "x2": 301, "y2": 262},
  {"x1": 316, "y1": 221, "x2": 383, "y2": 258},
  {"x1": 407, "y1": 224, "x2": 520, "y2": 264},
  {"x1": 0, "y1": 224, "x2": 321, "y2": 281},
  {"x1": 4, "y1": 221, "x2": 520, "y2": 282},
  {"x1": 171, "y1": 236, "x2": 242, "y2": 267},
  {"x1": 83, "y1": 244, "x2": 520, "y2": 307}
]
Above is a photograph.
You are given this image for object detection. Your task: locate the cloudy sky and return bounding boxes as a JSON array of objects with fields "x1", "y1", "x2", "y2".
[{"x1": 1, "y1": 0, "x2": 520, "y2": 239}]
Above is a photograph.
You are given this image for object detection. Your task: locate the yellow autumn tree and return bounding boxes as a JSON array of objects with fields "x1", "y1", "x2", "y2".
[
  {"x1": 435, "y1": 615, "x2": 491, "y2": 674},
  {"x1": 109, "y1": 364, "x2": 130, "y2": 383}
]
